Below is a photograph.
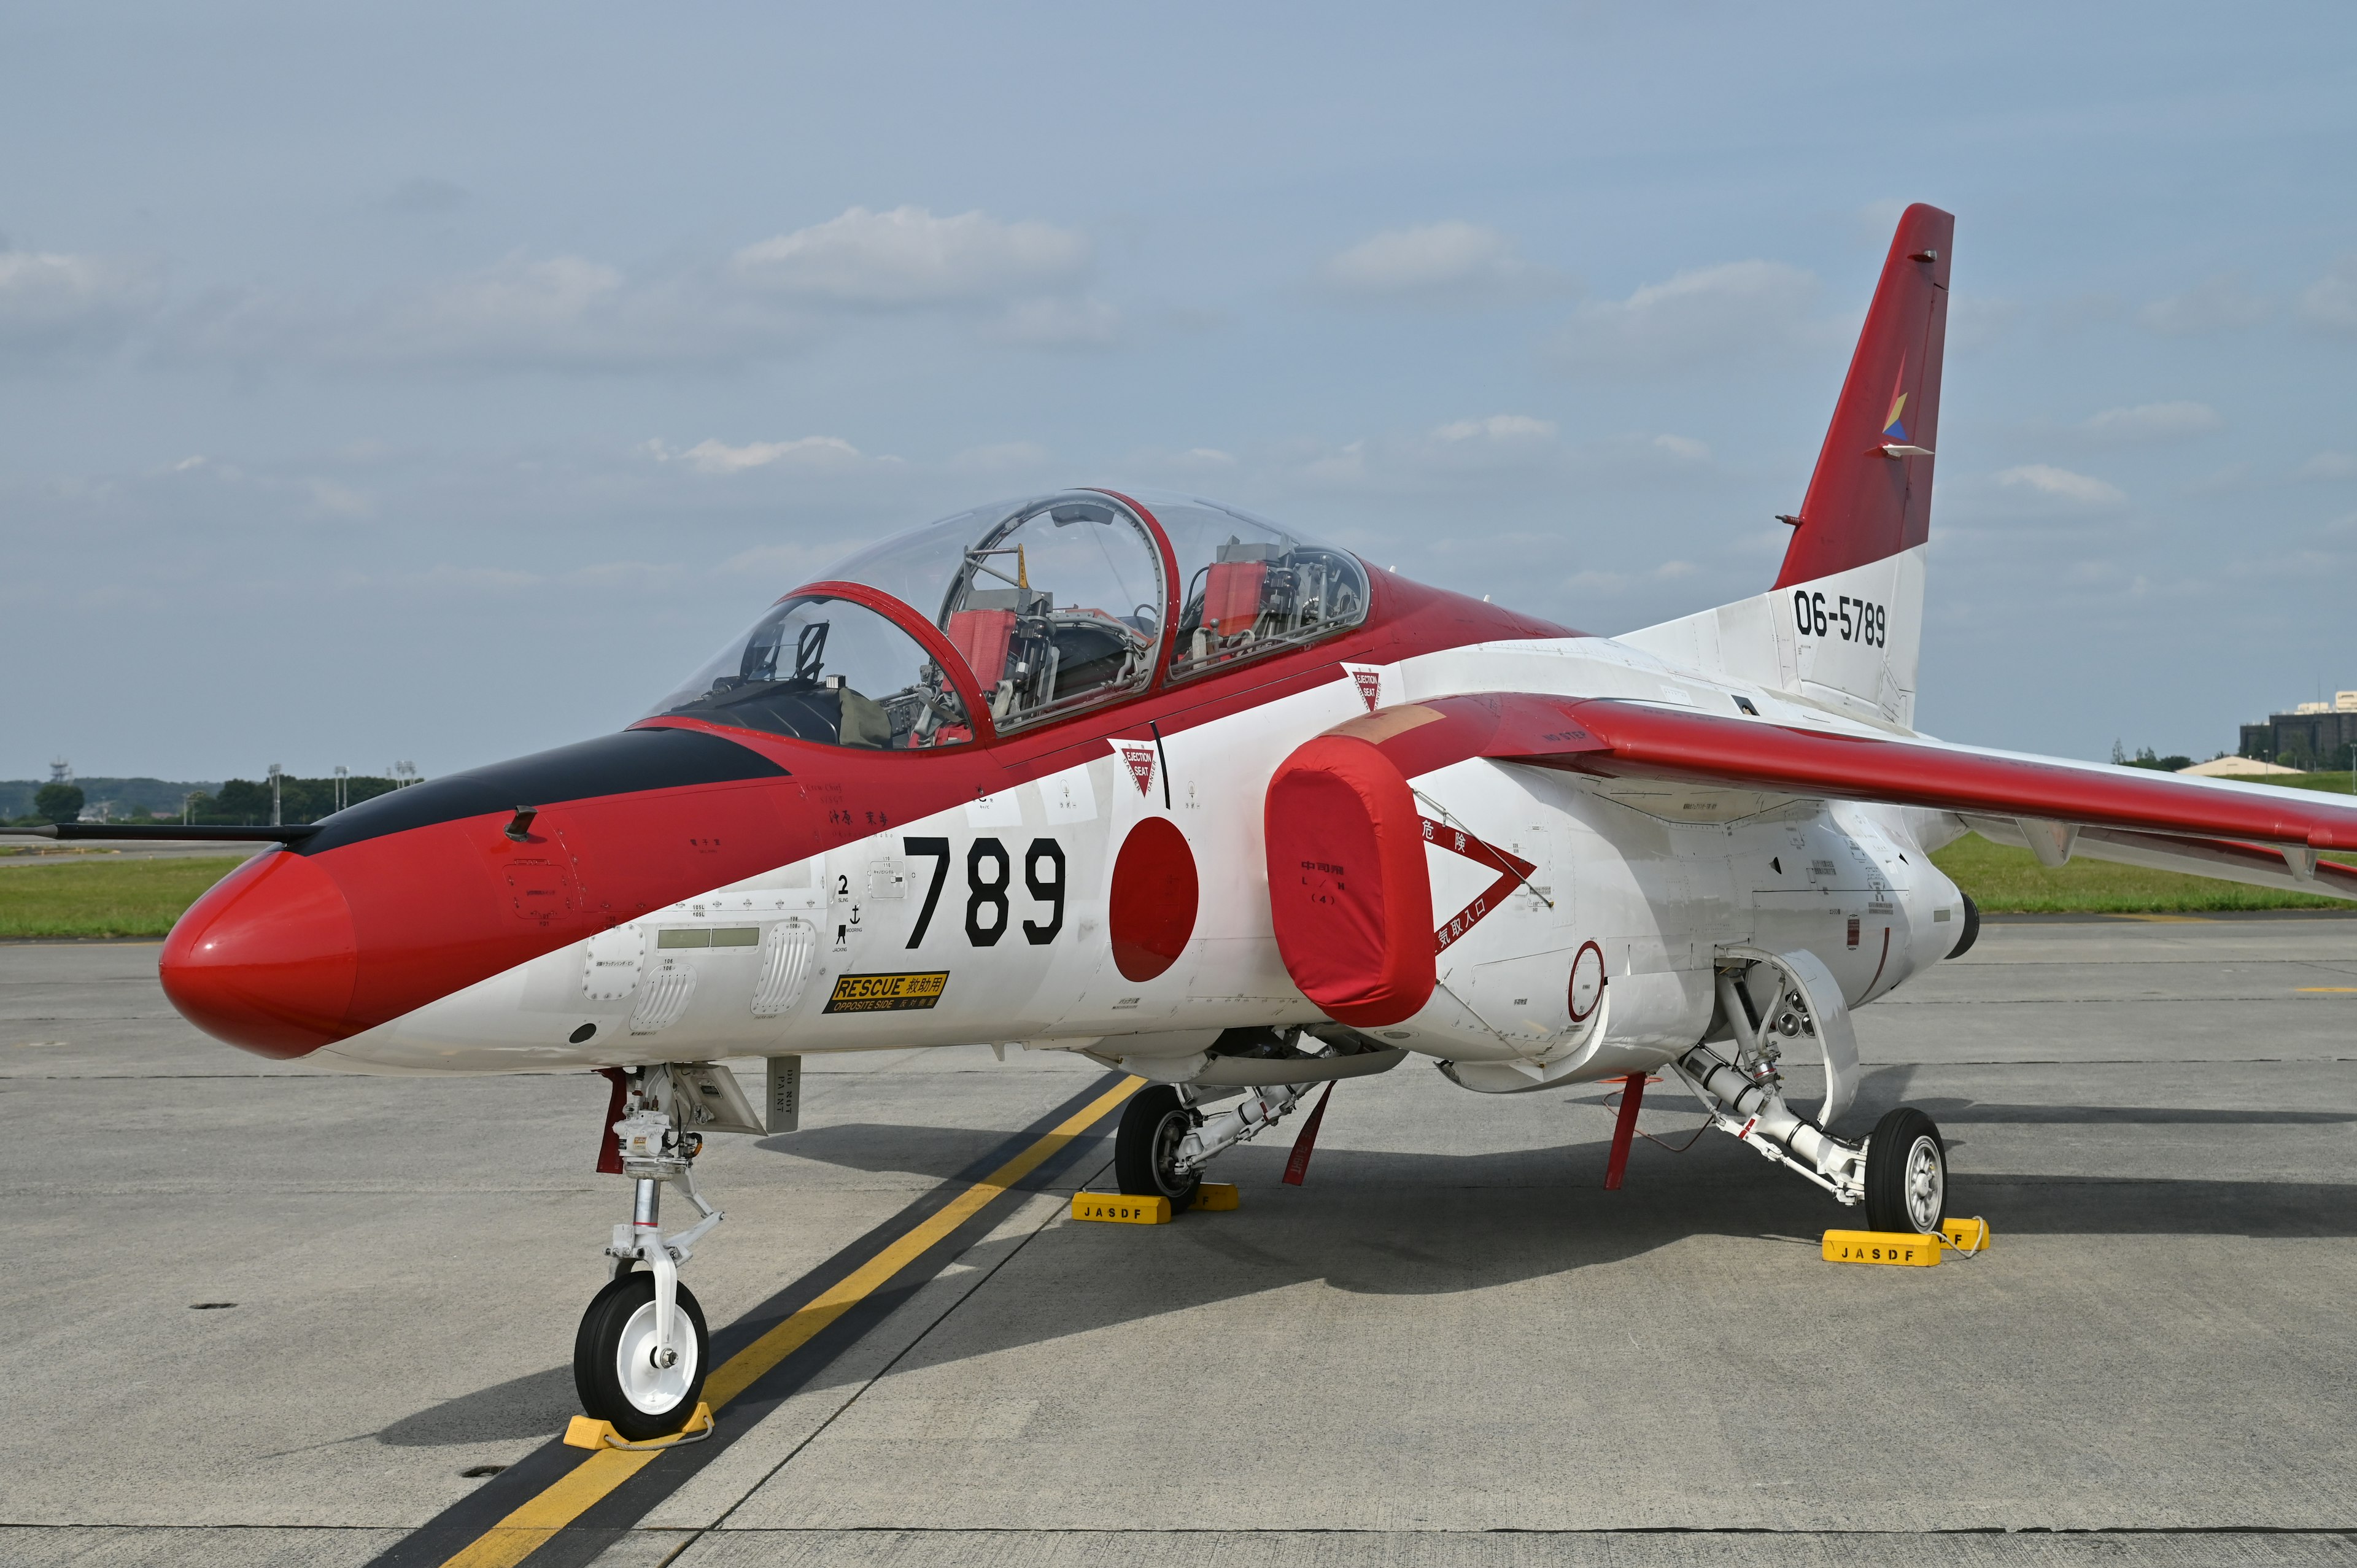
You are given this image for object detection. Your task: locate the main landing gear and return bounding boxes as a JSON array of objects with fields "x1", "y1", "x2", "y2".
[
  {"x1": 576, "y1": 1067, "x2": 723, "y2": 1441},
  {"x1": 1664, "y1": 952, "x2": 1949, "y2": 1236},
  {"x1": 1113, "y1": 1076, "x2": 1318, "y2": 1210}
]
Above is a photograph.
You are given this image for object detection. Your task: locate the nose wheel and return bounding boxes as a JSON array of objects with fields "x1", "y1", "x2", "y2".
[{"x1": 574, "y1": 1269, "x2": 712, "y2": 1442}]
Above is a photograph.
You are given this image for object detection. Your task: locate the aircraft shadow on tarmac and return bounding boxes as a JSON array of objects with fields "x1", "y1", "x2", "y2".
[{"x1": 374, "y1": 1065, "x2": 2357, "y2": 1447}]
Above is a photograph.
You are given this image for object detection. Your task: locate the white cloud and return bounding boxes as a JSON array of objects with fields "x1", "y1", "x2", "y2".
[
  {"x1": 650, "y1": 436, "x2": 869, "y2": 475},
  {"x1": 301, "y1": 252, "x2": 808, "y2": 373},
  {"x1": 2298, "y1": 255, "x2": 2357, "y2": 334},
  {"x1": 2077, "y1": 401, "x2": 2223, "y2": 442},
  {"x1": 732, "y1": 206, "x2": 1090, "y2": 306},
  {"x1": 1433, "y1": 414, "x2": 1557, "y2": 443},
  {"x1": 2139, "y1": 274, "x2": 2269, "y2": 336},
  {"x1": 1995, "y1": 463, "x2": 2127, "y2": 508},
  {"x1": 1553, "y1": 260, "x2": 1819, "y2": 372},
  {"x1": 0, "y1": 249, "x2": 163, "y2": 359},
  {"x1": 1321, "y1": 222, "x2": 1553, "y2": 304},
  {"x1": 2298, "y1": 451, "x2": 2357, "y2": 481},
  {"x1": 1649, "y1": 433, "x2": 1711, "y2": 463}
]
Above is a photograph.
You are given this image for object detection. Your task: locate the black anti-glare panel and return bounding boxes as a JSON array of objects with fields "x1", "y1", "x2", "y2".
[{"x1": 296, "y1": 727, "x2": 786, "y2": 854}]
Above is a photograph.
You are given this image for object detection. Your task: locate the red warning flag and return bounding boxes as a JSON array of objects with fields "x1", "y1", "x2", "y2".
[{"x1": 1282, "y1": 1081, "x2": 1336, "y2": 1186}]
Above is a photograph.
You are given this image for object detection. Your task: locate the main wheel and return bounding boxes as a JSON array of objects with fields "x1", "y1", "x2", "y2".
[
  {"x1": 1863, "y1": 1106, "x2": 1948, "y2": 1235},
  {"x1": 573, "y1": 1269, "x2": 711, "y2": 1442},
  {"x1": 1113, "y1": 1084, "x2": 1202, "y2": 1212}
]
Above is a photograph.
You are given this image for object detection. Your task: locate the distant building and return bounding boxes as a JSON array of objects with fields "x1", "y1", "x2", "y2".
[{"x1": 2242, "y1": 692, "x2": 2357, "y2": 768}]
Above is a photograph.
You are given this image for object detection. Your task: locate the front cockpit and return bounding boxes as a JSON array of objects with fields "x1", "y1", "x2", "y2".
[
  {"x1": 643, "y1": 490, "x2": 1373, "y2": 747},
  {"x1": 646, "y1": 593, "x2": 975, "y2": 749}
]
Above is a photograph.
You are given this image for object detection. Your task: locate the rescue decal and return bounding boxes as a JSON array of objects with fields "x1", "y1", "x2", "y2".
[{"x1": 822, "y1": 971, "x2": 951, "y2": 1014}]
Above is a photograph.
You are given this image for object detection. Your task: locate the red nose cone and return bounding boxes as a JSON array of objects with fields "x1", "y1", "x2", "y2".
[{"x1": 161, "y1": 850, "x2": 360, "y2": 1058}]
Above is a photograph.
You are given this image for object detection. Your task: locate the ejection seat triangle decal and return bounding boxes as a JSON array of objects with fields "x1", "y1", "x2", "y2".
[
  {"x1": 1115, "y1": 741, "x2": 1158, "y2": 797},
  {"x1": 1421, "y1": 816, "x2": 1533, "y2": 954},
  {"x1": 1341, "y1": 663, "x2": 1384, "y2": 713}
]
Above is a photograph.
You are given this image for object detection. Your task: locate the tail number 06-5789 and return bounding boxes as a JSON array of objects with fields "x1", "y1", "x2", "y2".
[
  {"x1": 902, "y1": 836, "x2": 1065, "y2": 949},
  {"x1": 1793, "y1": 589, "x2": 1886, "y2": 648}
]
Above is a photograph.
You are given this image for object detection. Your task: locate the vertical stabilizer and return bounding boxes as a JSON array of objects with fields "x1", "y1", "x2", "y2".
[
  {"x1": 1776, "y1": 204, "x2": 1953, "y2": 587},
  {"x1": 1620, "y1": 204, "x2": 1953, "y2": 732}
]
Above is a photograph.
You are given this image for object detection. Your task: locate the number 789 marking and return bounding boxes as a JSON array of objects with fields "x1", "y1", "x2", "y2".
[{"x1": 902, "y1": 835, "x2": 1064, "y2": 948}]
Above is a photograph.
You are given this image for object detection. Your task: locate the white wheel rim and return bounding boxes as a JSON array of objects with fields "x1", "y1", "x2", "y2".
[
  {"x1": 1902, "y1": 1134, "x2": 1944, "y2": 1233},
  {"x1": 1152, "y1": 1109, "x2": 1193, "y2": 1197},
  {"x1": 614, "y1": 1299, "x2": 697, "y2": 1416}
]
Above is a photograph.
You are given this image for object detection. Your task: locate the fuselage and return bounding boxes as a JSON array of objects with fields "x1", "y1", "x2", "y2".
[{"x1": 160, "y1": 547, "x2": 1965, "y2": 1084}]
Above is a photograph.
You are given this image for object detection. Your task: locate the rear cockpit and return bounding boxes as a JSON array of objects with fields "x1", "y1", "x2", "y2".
[{"x1": 643, "y1": 489, "x2": 1373, "y2": 746}]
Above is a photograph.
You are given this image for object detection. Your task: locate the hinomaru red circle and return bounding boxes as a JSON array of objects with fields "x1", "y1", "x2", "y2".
[{"x1": 1107, "y1": 817, "x2": 1199, "y2": 982}]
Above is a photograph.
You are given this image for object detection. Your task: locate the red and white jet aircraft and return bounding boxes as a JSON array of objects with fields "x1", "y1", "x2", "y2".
[{"x1": 21, "y1": 204, "x2": 2356, "y2": 1439}]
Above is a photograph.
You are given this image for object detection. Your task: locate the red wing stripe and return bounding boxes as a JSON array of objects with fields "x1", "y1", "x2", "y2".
[{"x1": 1517, "y1": 700, "x2": 2357, "y2": 852}]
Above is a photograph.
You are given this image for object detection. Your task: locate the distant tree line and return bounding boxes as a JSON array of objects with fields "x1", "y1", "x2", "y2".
[
  {"x1": 8, "y1": 774, "x2": 420, "y2": 827},
  {"x1": 186, "y1": 776, "x2": 411, "y2": 825}
]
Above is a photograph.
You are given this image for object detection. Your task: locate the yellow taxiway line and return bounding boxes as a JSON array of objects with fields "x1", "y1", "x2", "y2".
[{"x1": 440, "y1": 1074, "x2": 1144, "y2": 1568}]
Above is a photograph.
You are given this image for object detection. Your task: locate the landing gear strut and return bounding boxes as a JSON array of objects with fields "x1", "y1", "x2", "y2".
[
  {"x1": 1113, "y1": 1073, "x2": 1321, "y2": 1209},
  {"x1": 1665, "y1": 951, "x2": 1948, "y2": 1235},
  {"x1": 575, "y1": 1067, "x2": 722, "y2": 1440}
]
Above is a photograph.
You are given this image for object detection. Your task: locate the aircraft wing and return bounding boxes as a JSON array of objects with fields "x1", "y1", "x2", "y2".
[{"x1": 1349, "y1": 692, "x2": 2357, "y2": 897}]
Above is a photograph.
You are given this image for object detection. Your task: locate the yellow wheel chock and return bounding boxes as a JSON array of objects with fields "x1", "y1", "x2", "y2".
[
  {"x1": 563, "y1": 1400, "x2": 716, "y2": 1451},
  {"x1": 1821, "y1": 1217, "x2": 1991, "y2": 1267},
  {"x1": 1070, "y1": 1183, "x2": 1240, "y2": 1224}
]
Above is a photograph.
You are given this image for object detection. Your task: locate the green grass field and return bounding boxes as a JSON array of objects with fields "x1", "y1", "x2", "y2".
[
  {"x1": 0, "y1": 855, "x2": 250, "y2": 938},
  {"x1": 1928, "y1": 833, "x2": 2355, "y2": 914}
]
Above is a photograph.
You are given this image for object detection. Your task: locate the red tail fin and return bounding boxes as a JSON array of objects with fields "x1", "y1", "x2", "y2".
[{"x1": 1773, "y1": 204, "x2": 1953, "y2": 588}]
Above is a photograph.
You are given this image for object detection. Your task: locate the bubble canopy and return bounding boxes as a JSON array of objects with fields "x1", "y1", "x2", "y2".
[{"x1": 644, "y1": 490, "x2": 1371, "y2": 746}]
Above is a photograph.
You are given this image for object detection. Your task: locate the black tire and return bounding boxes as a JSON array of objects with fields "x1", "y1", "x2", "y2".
[
  {"x1": 1863, "y1": 1106, "x2": 1948, "y2": 1235},
  {"x1": 573, "y1": 1269, "x2": 711, "y2": 1442},
  {"x1": 1113, "y1": 1084, "x2": 1202, "y2": 1212}
]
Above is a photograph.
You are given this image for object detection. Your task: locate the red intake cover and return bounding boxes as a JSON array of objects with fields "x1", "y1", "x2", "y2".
[{"x1": 1263, "y1": 734, "x2": 1434, "y2": 1027}]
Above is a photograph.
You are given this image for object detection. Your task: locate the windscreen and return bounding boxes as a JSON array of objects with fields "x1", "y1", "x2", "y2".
[
  {"x1": 644, "y1": 595, "x2": 973, "y2": 748},
  {"x1": 825, "y1": 492, "x2": 1166, "y2": 732}
]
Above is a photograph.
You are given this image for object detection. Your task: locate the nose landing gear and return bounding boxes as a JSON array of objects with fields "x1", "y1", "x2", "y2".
[{"x1": 573, "y1": 1066, "x2": 735, "y2": 1441}]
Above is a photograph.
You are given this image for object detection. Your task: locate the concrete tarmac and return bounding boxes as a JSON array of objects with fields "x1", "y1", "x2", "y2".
[{"x1": 2, "y1": 917, "x2": 2355, "y2": 1566}]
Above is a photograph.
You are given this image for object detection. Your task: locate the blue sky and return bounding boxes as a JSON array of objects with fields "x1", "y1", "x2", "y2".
[{"x1": 4, "y1": 3, "x2": 2353, "y2": 781}]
